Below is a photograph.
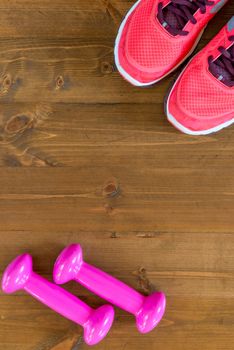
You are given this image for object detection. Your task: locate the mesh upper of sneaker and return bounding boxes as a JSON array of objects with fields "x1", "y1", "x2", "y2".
[
  {"x1": 125, "y1": 0, "x2": 224, "y2": 70},
  {"x1": 126, "y1": 0, "x2": 185, "y2": 69},
  {"x1": 177, "y1": 58, "x2": 233, "y2": 118},
  {"x1": 173, "y1": 22, "x2": 234, "y2": 119}
]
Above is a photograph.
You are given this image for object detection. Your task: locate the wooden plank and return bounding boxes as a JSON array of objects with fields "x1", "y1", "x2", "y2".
[
  {"x1": 1, "y1": 295, "x2": 234, "y2": 350},
  {"x1": 0, "y1": 167, "x2": 233, "y2": 232},
  {"x1": 1, "y1": 231, "x2": 234, "y2": 295},
  {"x1": 0, "y1": 103, "x2": 234, "y2": 168}
]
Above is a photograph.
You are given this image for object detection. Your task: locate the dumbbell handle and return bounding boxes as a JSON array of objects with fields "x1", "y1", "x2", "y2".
[
  {"x1": 25, "y1": 272, "x2": 91, "y2": 325},
  {"x1": 77, "y1": 263, "x2": 144, "y2": 315}
]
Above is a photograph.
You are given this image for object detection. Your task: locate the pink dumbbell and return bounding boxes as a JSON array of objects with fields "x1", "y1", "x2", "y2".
[
  {"x1": 1, "y1": 254, "x2": 114, "y2": 346},
  {"x1": 54, "y1": 244, "x2": 166, "y2": 334}
]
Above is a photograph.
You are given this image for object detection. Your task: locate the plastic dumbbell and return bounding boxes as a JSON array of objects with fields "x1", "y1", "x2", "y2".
[
  {"x1": 53, "y1": 244, "x2": 166, "y2": 334},
  {"x1": 1, "y1": 253, "x2": 114, "y2": 346}
]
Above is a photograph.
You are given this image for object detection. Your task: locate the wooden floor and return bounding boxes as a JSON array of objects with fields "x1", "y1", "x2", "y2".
[{"x1": 0, "y1": 1, "x2": 234, "y2": 349}]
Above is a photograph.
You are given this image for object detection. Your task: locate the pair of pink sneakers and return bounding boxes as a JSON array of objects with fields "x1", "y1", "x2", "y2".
[{"x1": 115, "y1": 0, "x2": 234, "y2": 135}]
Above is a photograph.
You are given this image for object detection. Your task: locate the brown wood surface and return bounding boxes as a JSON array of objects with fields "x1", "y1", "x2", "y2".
[{"x1": 0, "y1": 1, "x2": 234, "y2": 349}]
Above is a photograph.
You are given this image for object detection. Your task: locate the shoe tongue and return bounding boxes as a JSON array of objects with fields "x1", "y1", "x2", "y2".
[
  {"x1": 209, "y1": 45, "x2": 234, "y2": 87},
  {"x1": 160, "y1": 1, "x2": 200, "y2": 35},
  {"x1": 163, "y1": 8, "x2": 181, "y2": 30},
  {"x1": 214, "y1": 64, "x2": 232, "y2": 83}
]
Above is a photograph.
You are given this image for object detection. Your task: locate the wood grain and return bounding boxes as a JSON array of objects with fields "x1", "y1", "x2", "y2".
[{"x1": 0, "y1": 1, "x2": 234, "y2": 350}]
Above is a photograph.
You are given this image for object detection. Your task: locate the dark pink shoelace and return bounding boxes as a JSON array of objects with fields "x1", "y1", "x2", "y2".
[
  {"x1": 208, "y1": 36, "x2": 234, "y2": 87},
  {"x1": 158, "y1": 0, "x2": 214, "y2": 36}
]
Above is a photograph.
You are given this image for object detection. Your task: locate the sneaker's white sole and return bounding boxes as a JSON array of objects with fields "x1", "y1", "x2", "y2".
[
  {"x1": 114, "y1": 0, "x2": 205, "y2": 87},
  {"x1": 165, "y1": 59, "x2": 234, "y2": 135}
]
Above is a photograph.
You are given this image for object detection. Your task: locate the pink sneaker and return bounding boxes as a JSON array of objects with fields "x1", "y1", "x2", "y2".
[
  {"x1": 115, "y1": 0, "x2": 228, "y2": 86},
  {"x1": 166, "y1": 17, "x2": 234, "y2": 135}
]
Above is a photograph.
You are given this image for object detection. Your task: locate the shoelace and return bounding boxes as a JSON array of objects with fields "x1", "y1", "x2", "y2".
[
  {"x1": 208, "y1": 36, "x2": 234, "y2": 87},
  {"x1": 158, "y1": 0, "x2": 214, "y2": 36}
]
